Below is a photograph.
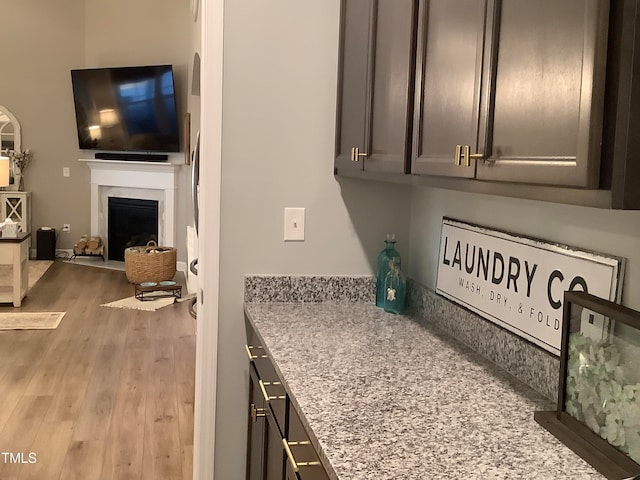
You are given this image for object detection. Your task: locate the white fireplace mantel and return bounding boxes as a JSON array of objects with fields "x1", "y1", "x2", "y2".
[{"x1": 79, "y1": 159, "x2": 180, "y2": 253}]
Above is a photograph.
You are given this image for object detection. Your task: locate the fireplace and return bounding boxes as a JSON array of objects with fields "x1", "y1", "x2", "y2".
[
  {"x1": 108, "y1": 197, "x2": 159, "y2": 261},
  {"x1": 79, "y1": 159, "x2": 179, "y2": 259}
]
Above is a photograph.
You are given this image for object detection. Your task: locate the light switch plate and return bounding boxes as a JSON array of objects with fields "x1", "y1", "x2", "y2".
[{"x1": 284, "y1": 208, "x2": 305, "y2": 241}]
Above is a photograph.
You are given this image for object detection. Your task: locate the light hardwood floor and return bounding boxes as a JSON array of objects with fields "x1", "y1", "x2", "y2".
[{"x1": 0, "y1": 261, "x2": 195, "y2": 480}]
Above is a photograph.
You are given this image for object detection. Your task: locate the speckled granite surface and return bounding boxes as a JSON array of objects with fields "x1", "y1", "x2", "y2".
[
  {"x1": 245, "y1": 302, "x2": 603, "y2": 480},
  {"x1": 407, "y1": 280, "x2": 561, "y2": 401},
  {"x1": 245, "y1": 275, "x2": 560, "y2": 401},
  {"x1": 244, "y1": 275, "x2": 375, "y2": 303}
]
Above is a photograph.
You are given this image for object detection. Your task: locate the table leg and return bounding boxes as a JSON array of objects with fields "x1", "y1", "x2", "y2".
[{"x1": 12, "y1": 242, "x2": 22, "y2": 307}]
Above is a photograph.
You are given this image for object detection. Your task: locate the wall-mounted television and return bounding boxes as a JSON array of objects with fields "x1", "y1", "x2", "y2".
[{"x1": 71, "y1": 65, "x2": 180, "y2": 153}]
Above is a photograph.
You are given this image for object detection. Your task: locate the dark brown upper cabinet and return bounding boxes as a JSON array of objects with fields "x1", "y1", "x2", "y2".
[
  {"x1": 335, "y1": 0, "x2": 640, "y2": 209},
  {"x1": 335, "y1": 0, "x2": 418, "y2": 174},
  {"x1": 412, "y1": 0, "x2": 609, "y2": 187},
  {"x1": 475, "y1": 0, "x2": 610, "y2": 187},
  {"x1": 412, "y1": 0, "x2": 488, "y2": 178}
]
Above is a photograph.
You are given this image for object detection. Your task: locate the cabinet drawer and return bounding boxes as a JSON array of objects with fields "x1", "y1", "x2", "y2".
[
  {"x1": 245, "y1": 316, "x2": 287, "y2": 434},
  {"x1": 284, "y1": 405, "x2": 330, "y2": 480}
]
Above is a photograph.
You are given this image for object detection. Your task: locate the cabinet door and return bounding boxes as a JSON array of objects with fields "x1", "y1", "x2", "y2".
[
  {"x1": 335, "y1": 0, "x2": 374, "y2": 173},
  {"x1": 264, "y1": 405, "x2": 285, "y2": 480},
  {"x1": 366, "y1": 0, "x2": 418, "y2": 173},
  {"x1": 283, "y1": 406, "x2": 330, "y2": 480},
  {"x1": 335, "y1": 0, "x2": 417, "y2": 174},
  {"x1": 412, "y1": 0, "x2": 487, "y2": 177},
  {"x1": 476, "y1": 0, "x2": 609, "y2": 187},
  {"x1": 247, "y1": 367, "x2": 267, "y2": 480}
]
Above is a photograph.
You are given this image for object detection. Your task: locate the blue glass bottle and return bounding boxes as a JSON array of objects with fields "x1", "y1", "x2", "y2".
[
  {"x1": 383, "y1": 257, "x2": 406, "y2": 314},
  {"x1": 376, "y1": 234, "x2": 401, "y2": 307}
]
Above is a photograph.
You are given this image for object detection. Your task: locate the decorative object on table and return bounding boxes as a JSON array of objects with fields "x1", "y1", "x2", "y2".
[
  {"x1": 124, "y1": 240, "x2": 177, "y2": 284},
  {"x1": 376, "y1": 233, "x2": 401, "y2": 307},
  {"x1": 70, "y1": 234, "x2": 105, "y2": 261},
  {"x1": 0, "y1": 311, "x2": 66, "y2": 330},
  {"x1": 534, "y1": 291, "x2": 640, "y2": 480},
  {"x1": 0, "y1": 154, "x2": 9, "y2": 188},
  {"x1": 383, "y1": 256, "x2": 406, "y2": 314},
  {"x1": 6, "y1": 149, "x2": 33, "y2": 191},
  {"x1": 1, "y1": 106, "x2": 23, "y2": 191},
  {"x1": 0, "y1": 218, "x2": 18, "y2": 237}
]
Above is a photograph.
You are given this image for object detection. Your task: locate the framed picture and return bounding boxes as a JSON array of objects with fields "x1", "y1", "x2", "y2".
[{"x1": 535, "y1": 291, "x2": 640, "y2": 479}]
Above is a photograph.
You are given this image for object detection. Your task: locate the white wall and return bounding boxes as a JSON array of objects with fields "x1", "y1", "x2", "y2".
[
  {"x1": 215, "y1": 0, "x2": 411, "y2": 477},
  {"x1": 408, "y1": 187, "x2": 640, "y2": 310}
]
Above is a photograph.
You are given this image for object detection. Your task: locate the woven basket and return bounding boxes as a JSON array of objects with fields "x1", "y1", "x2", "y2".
[{"x1": 124, "y1": 240, "x2": 177, "y2": 284}]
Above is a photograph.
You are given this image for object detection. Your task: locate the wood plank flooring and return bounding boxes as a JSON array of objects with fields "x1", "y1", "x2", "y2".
[{"x1": 0, "y1": 261, "x2": 195, "y2": 480}]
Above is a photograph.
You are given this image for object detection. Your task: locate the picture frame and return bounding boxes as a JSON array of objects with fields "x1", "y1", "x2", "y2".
[{"x1": 534, "y1": 291, "x2": 640, "y2": 479}]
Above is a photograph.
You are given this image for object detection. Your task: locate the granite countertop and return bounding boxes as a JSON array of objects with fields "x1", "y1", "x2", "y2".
[{"x1": 245, "y1": 302, "x2": 604, "y2": 480}]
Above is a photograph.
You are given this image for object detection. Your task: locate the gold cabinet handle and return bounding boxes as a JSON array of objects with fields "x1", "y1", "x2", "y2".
[
  {"x1": 454, "y1": 145, "x2": 462, "y2": 166},
  {"x1": 258, "y1": 380, "x2": 286, "y2": 402},
  {"x1": 463, "y1": 145, "x2": 483, "y2": 166},
  {"x1": 282, "y1": 439, "x2": 298, "y2": 472},
  {"x1": 250, "y1": 403, "x2": 266, "y2": 422},
  {"x1": 282, "y1": 439, "x2": 321, "y2": 473},
  {"x1": 352, "y1": 146, "x2": 367, "y2": 162},
  {"x1": 245, "y1": 344, "x2": 268, "y2": 362}
]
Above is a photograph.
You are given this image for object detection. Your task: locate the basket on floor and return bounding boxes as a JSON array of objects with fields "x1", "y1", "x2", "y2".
[{"x1": 124, "y1": 240, "x2": 177, "y2": 284}]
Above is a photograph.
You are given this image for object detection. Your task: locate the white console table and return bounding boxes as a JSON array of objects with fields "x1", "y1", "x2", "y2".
[
  {"x1": 0, "y1": 191, "x2": 31, "y2": 234},
  {"x1": 0, "y1": 232, "x2": 30, "y2": 306}
]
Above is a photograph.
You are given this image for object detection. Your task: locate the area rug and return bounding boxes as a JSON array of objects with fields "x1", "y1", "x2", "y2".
[
  {"x1": 101, "y1": 292, "x2": 196, "y2": 312},
  {"x1": 0, "y1": 311, "x2": 66, "y2": 330}
]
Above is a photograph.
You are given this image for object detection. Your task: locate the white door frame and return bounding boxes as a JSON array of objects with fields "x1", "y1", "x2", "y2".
[{"x1": 193, "y1": 0, "x2": 223, "y2": 478}]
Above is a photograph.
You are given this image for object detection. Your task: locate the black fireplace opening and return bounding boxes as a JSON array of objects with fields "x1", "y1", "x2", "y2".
[{"x1": 108, "y1": 197, "x2": 159, "y2": 261}]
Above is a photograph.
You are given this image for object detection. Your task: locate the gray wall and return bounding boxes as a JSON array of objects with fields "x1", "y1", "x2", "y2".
[
  {"x1": 216, "y1": 0, "x2": 411, "y2": 477},
  {"x1": 1, "y1": 0, "x2": 87, "y2": 247},
  {"x1": 407, "y1": 187, "x2": 640, "y2": 310},
  {"x1": 1, "y1": 0, "x2": 196, "y2": 261}
]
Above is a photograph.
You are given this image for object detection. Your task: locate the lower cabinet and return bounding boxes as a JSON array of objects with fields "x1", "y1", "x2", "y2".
[
  {"x1": 284, "y1": 406, "x2": 329, "y2": 480},
  {"x1": 264, "y1": 404, "x2": 285, "y2": 480},
  {"x1": 246, "y1": 366, "x2": 267, "y2": 480},
  {"x1": 246, "y1": 361, "x2": 286, "y2": 480},
  {"x1": 245, "y1": 318, "x2": 330, "y2": 480}
]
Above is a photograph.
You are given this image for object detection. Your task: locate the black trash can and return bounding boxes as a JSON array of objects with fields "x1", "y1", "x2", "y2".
[{"x1": 36, "y1": 227, "x2": 56, "y2": 260}]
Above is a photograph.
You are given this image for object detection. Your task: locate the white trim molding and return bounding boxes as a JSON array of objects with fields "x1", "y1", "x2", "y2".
[{"x1": 193, "y1": 0, "x2": 224, "y2": 478}]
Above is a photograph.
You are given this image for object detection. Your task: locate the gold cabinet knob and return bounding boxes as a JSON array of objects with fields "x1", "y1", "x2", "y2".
[
  {"x1": 250, "y1": 403, "x2": 266, "y2": 422},
  {"x1": 454, "y1": 145, "x2": 463, "y2": 166},
  {"x1": 351, "y1": 146, "x2": 367, "y2": 162},
  {"x1": 463, "y1": 145, "x2": 483, "y2": 166}
]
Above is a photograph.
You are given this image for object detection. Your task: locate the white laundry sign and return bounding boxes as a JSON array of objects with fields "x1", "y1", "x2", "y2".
[{"x1": 436, "y1": 218, "x2": 625, "y2": 355}]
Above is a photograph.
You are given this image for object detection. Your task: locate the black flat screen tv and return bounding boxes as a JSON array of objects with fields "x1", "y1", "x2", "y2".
[{"x1": 71, "y1": 65, "x2": 180, "y2": 153}]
